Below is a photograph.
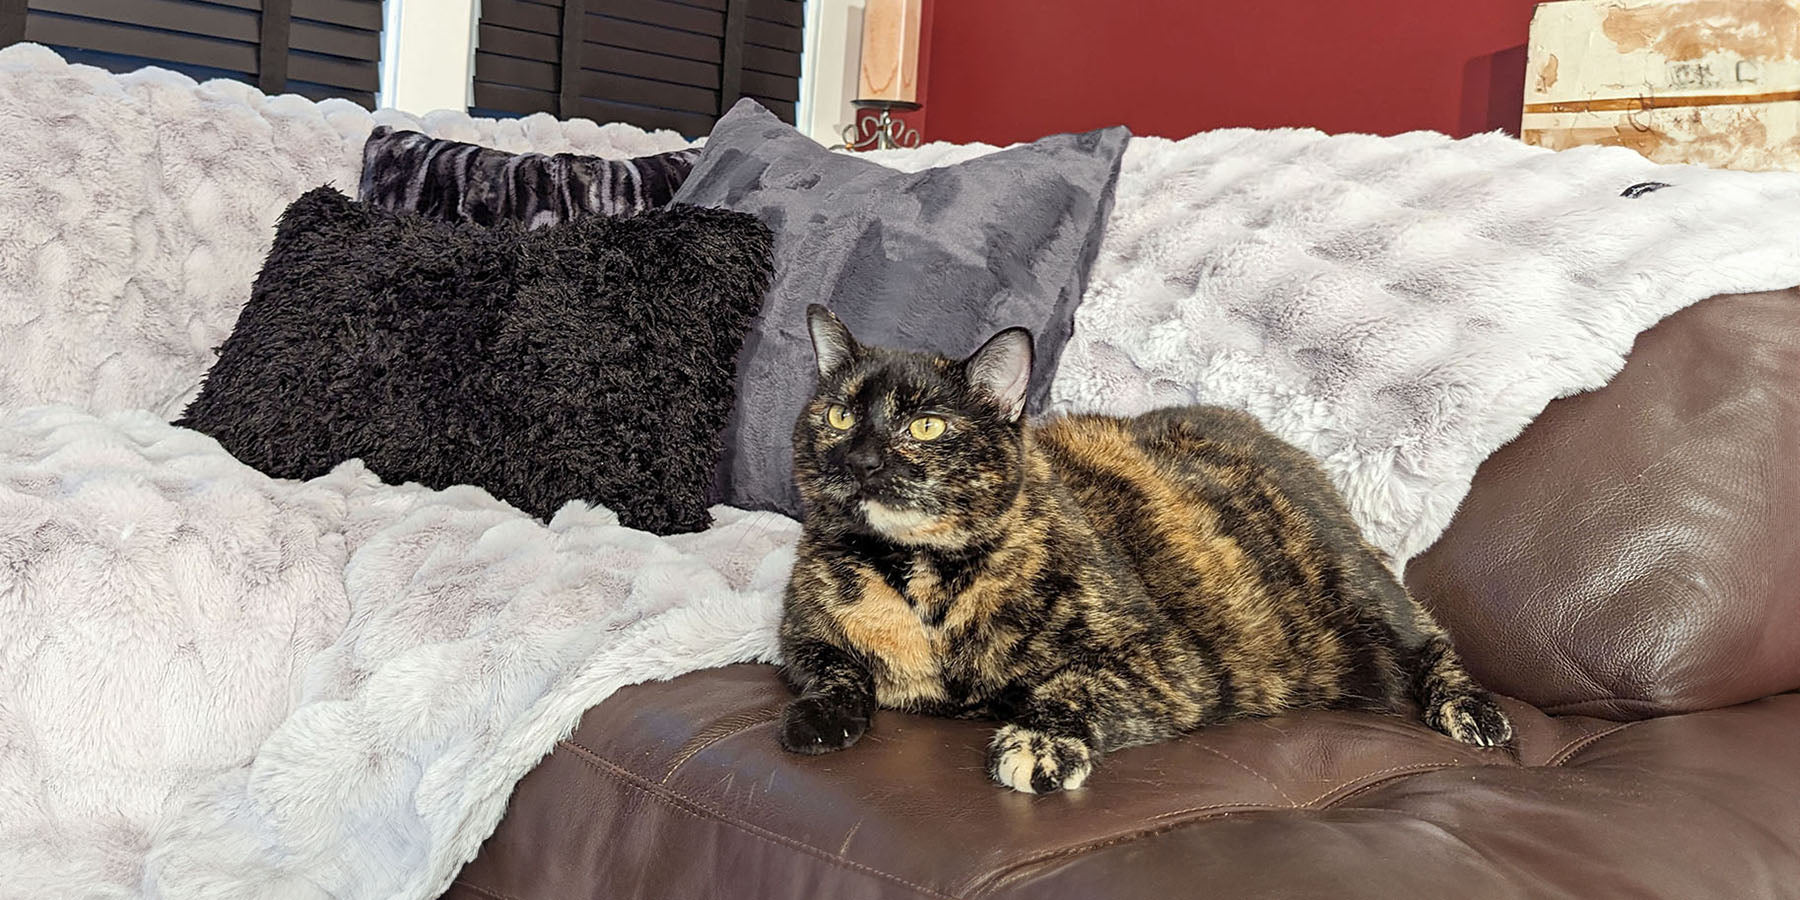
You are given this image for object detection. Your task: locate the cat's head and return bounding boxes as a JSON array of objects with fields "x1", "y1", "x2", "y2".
[{"x1": 792, "y1": 304, "x2": 1033, "y2": 548}]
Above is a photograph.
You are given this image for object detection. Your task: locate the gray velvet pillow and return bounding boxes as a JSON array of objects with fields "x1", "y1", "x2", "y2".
[{"x1": 674, "y1": 99, "x2": 1129, "y2": 517}]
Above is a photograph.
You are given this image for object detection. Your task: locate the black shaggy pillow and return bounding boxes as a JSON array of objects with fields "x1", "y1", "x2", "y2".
[{"x1": 177, "y1": 185, "x2": 773, "y2": 534}]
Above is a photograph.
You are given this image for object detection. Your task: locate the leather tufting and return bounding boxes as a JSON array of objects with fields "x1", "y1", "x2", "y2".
[{"x1": 448, "y1": 665, "x2": 1800, "y2": 900}]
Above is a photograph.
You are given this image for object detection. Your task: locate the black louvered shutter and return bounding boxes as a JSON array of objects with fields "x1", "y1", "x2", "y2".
[
  {"x1": 474, "y1": 0, "x2": 801, "y2": 138},
  {"x1": 0, "y1": 0, "x2": 382, "y2": 107}
]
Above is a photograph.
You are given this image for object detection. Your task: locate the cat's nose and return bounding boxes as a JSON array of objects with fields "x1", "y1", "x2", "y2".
[{"x1": 847, "y1": 447, "x2": 884, "y2": 477}]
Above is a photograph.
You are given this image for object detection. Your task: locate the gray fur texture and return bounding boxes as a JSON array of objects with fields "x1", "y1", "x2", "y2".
[
  {"x1": 672, "y1": 99, "x2": 1129, "y2": 518},
  {"x1": 357, "y1": 126, "x2": 700, "y2": 227}
]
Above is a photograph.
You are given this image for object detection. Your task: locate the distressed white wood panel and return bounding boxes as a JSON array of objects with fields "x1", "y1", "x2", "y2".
[{"x1": 1522, "y1": 0, "x2": 1800, "y2": 171}]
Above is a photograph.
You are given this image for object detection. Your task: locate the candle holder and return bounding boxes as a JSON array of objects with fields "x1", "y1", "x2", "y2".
[
  {"x1": 842, "y1": 100, "x2": 922, "y2": 151},
  {"x1": 843, "y1": 0, "x2": 922, "y2": 151}
]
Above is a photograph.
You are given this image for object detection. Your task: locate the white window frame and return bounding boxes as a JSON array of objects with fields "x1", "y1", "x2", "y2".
[
  {"x1": 379, "y1": 0, "x2": 481, "y2": 115},
  {"x1": 378, "y1": 0, "x2": 854, "y2": 141}
]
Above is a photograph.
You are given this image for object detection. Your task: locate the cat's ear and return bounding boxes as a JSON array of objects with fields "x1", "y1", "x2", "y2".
[
  {"x1": 806, "y1": 304, "x2": 859, "y2": 377},
  {"x1": 964, "y1": 327, "x2": 1034, "y2": 422}
]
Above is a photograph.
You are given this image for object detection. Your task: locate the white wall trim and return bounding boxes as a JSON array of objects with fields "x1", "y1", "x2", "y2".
[
  {"x1": 381, "y1": 0, "x2": 845, "y2": 128},
  {"x1": 381, "y1": 0, "x2": 481, "y2": 115},
  {"x1": 798, "y1": 0, "x2": 862, "y2": 145},
  {"x1": 377, "y1": 0, "x2": 401, "y2": 109}
]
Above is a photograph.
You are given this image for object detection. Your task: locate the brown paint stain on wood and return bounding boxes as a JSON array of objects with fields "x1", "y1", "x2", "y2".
[
  {"x1": 1525, "y1": 108, "x2": 1777, "y2": 169},
  {"x1": 1708, "y1": 109, "x2": 1771, "y2": 147},
  {"x1": 1536, "y1": 53, "x2": 1560, "y2": 93},
  {"x1": 1602, "y1": 1, "x2": 1800, "y2": 62},
  {"x1": 1525, "y1": 123, "x2": 1671, "y2": 156}
]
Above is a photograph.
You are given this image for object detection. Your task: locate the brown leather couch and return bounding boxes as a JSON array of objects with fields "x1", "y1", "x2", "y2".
[{"x1": 445, "y1": 289, "x2": 1800, "y2": 900}]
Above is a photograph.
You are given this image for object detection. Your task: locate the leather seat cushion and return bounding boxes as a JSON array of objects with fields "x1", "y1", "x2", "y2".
[{"x1": 447, "y1": 665, "x2": 1800, "y2": 900}]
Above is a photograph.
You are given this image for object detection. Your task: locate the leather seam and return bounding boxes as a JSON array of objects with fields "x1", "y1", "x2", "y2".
[
  {"x1": 658, "y1": 708, "x2": 784, "y2": 783},
  {"x1": 1304, "y1": 761, "x2": 1464, "y2": 809},
  {"x1": 1195, "y1": 745, "x2": 1299, "y2": 805},
  {"x1": 968, "y1": 763, "x2": 1469, "y2": 897},
  {"x1": 1546, "y1": 721, "x2": 1639, "y2": 766},
  {"x1": 1313, "y1": 764, "x2": 1461, "y2": 809},
  {"x1": 559, "y1": 737, "x2": 960, "y2": 900},
  {"x1": 961, "y1": 805, "x2": 1277, "y2": 898},
  {"x1": 1541, "y1": 697, "x2": 1654, "y2": 715},
  {"x1": 447, "y1": 879, "x2": 522, "y2": 900}
]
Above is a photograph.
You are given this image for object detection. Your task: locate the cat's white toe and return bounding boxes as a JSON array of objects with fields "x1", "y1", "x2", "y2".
[
  {"x1": 1435, "y1": 695, "x2": 1513, "y2": 748},
  {"x1": 987, "y1": 725, "x2": 1094, "y2": 793}
]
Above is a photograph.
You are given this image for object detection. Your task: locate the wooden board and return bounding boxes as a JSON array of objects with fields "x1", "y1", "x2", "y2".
[
  {"x1": 473, "y1": 0, "x2": 798, "y2": 134},
  {"x1": 1522, "y1": 0, "x2": 1800, "y2": 171}
]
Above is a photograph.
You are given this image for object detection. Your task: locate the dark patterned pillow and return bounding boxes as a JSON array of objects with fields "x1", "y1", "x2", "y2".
[
  {"x1": 178, "y1": 186, "x2": 772, "y2": 534},
  {"x1": 357, "y1": 126, "x2": 701, "y2": 227}
]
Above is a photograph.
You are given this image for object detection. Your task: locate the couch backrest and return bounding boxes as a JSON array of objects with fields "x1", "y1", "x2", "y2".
[
  {"x1": 1409, "y1": 288, "x2": 1800, "y2": 719},
  {"x1": 0, "y1": 43, "x2": 691, "y2": 418}
]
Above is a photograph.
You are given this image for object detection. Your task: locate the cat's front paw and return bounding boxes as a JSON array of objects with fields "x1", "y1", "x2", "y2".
[
  {"x1": 779, "y1": 694, "x2": 870, "y2": 755},
  {"x1": 986, "y1": 725, "x2": 1094, "y2": 794},
  {"x1": 1428, "y1": 692, "x2": 1514, "y2": 748}
]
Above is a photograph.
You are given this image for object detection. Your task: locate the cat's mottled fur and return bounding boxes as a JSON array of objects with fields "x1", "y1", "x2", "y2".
[{"x1": 777, "y1": 305, "x2": 1512, "y2": 793}]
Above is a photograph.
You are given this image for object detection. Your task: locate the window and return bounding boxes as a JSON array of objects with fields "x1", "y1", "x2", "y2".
[
  {"x1": 473, "y1": 0, "x2": 801, "y2": 137},
  {"x1": 0, "y1": 0, "x2": 384, "y2": 107}
]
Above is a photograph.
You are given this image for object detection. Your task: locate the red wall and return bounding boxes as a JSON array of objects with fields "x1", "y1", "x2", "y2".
[{"x1": 909, "y1": 0, "x2": 1542, "y2": 145}]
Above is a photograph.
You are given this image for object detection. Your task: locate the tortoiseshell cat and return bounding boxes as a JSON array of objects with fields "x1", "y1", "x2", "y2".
[{"x1": 777, "y1": 305, "x2": 1512, "y2": 793}]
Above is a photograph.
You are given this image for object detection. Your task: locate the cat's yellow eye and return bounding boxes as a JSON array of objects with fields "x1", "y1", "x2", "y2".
[
  {"x1": 908, "y1": 416, "x2": 947, "y2": 441},
  {"x1": 826, "y1": 404, "x2": 855, "y2": 430}
]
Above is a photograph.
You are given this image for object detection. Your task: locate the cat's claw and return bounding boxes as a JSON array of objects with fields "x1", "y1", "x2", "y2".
[
  {"x1": 1430, "y1": 693, "x2": 1513, "y2": 748},
  {"x1": 778, "y1": 694, "x2": 869, "y2": 755},
  {"x1": 987, "y1": 725, "x2": 1094, "y2": 793}
]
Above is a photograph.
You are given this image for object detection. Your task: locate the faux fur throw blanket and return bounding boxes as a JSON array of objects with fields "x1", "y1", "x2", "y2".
[
  {"x1": 867, "y1": 135, "x2": 1800, "y2": 562},
  {"x1": 0, "y1": 406, "x2": 797, "y2": 899},
  {"x1": 7, "y1": 43, "x2": 1800, "y2": 900}
]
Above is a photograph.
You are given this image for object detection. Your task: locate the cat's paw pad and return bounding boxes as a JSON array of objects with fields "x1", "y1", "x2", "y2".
[
  {"x1": 779, "y1": 694, "x2": 869, "y2": 755},
  {"x1": 1431, "y1": 693, "x2": 1513, "y2": 748},
  {"x1": 986, "y1": 725, "x2": 1094, "y2": 794}
]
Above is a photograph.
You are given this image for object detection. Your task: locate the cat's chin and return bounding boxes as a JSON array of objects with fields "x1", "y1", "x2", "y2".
[
  {"x1": 860, "y1": 499, "x2": 936, "y2": 534},
  {"x1": 859, "y1": 500, "x2": 961, "y2": 548}
]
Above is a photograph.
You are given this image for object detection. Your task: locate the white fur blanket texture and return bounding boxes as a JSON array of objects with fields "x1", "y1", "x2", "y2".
[{"x1": 4, "y1": 42, "x2": 1800, "y2": 899}]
